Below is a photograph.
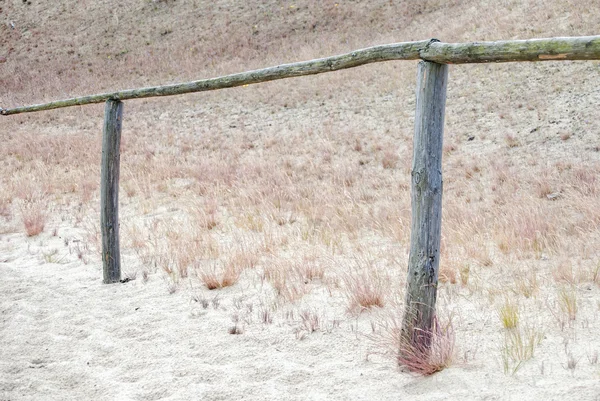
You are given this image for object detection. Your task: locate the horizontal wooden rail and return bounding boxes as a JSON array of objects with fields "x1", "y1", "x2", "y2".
[{"x1": 1, "y1": 35, "x2": 599, "y2": 115}]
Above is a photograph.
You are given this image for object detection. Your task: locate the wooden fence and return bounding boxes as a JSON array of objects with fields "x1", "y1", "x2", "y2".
[{"x1": 2, "y1": 35, "x2": 600, "y2": 351}]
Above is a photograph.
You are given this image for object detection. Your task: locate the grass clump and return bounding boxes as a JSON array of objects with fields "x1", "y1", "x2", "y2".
[
  {"x1": 397, "y1": 317, "x2": 455, "y2": 376},
  {"x1": 500, "y1": 325, "x2": 543, "y2": 375},
  {"x1": 498, "y1": 298, "x2": 519, "y2": 329}
]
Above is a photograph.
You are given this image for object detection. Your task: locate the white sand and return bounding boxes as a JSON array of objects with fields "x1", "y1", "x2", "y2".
[{"x1": 2, "y1": 225, "x2": 600, "y2": 400}]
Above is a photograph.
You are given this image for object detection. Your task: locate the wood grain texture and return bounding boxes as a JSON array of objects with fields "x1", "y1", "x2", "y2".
[
  {"x1": 421, "y1": 35, "x2": 600, "y2": 63},
  {"x1": 2, "y1": 35, "x2": 598, "y2": 115},
  {"x1": 402, "y1": 61, "x2": 448, "y2": 347},
  {"x1": 101, "y1": 100, "x2": 123, "y2": 284},
  {"x1": 0, "y1": 40, "x2": 428, "y2": 115}
]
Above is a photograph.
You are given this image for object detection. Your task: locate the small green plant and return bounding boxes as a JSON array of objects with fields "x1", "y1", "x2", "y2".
[
  {"x1": 43, "y1": 249, "x2": 59, "y2": 263},
  {"x1": 500, "y1": 325, "x2": 543, "y2": 375},
  {"x1": 498, "y1": 299, "x2": 519, "y2": 329},
  {"x1": 558, "y1": 287, "x2": 578, "y2": 321}
]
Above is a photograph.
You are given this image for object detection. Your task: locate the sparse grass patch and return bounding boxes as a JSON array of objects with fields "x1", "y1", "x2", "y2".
[
  {"x1": 513, "y1": 269, "x2": 538, "y2": 298},
  {"x1": 21, "y1": 199, "x2": 47, "y2": 237},
  {"x1": 458, "y1": 263, "x2": 470, "y2": 286},
  {"x1": 593, "y1": 261, "x2": 600, "y2": 285},
  {"x1": 370, "y1": 311, "x2": 454, "y2": 376},
  {"x1": 535, "y1": 177, "x2": 555, "y2": 199},
  {"x1": 558, "y1": 287, "x2": 578, "y2": 321},
  {"x1": 342, "y1": 259, "x2": 388, "y2": 313},
  {"x1": 438, "y1": 260, "x2": 457, "y2": 284},
  {"x1": 564, "y1": 350, "x2": 579, "y2": 372},
  {"x1": 553, "y1": 260, "x2": 575, "y2": 284},
  {"x1": 295, "y1": 308, "x2": 321, "y2": 339},
  {"x1": 381, "y1": 150, "x2": 399, "y2": 169},
  {"x1": 235, "y1": 210, "x2": 265, "y2": 232},
  {"x1": 500, "y1": 325, "x2": 543, "y2": 375},
  {"x1": 192, "y1": 199, "x2": 220, "y2": 230},
  {"x1": 293, "y1": 256, "x2": 326, "y2": 283},
  {"x1": 0, "y1": 197, "x2": 11, "y2": 221},
  {"x1": 262, "y1": 259, "x2": 310, "y2": 303},
  {"x1": 586, "y1": 350, "x2": 598, "y2": 365},
  {"x1": 498, "y1": 298, "x2": 519, "y2": 329},
  {"x1": 197, "y1": 260, "x2": 242, "y2": 290}
]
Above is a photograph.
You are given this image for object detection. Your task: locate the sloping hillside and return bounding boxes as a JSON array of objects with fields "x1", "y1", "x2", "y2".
[{"x1": 2, "y1": 0, "x2": 598, "y2": 100}]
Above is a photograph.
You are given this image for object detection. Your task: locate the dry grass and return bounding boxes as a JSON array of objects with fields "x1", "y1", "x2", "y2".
[
  {"x1": 197, "y1": 260, "x2": 242, "y2": 290},
  {"x1": 262, "y1": 259, "x2": 311, "y2": 303},
  {"x1": 293, "y1": 255, "x2": 326, "y2": 283},
  {"x1": 0, "y1": 197, "x2": 12, "y2": 221},
  {"x1": 20, "y1": 199, "x2": 47, "y2": 237},
  {"x1": 500, "y1": 325, "x2": 544, "y2": 375},
  {"x1": 342, "y1": 259, "x2": 388, "y2": 313},
  {"x1": 397, "y1": 317, "x2": 455, "y2": 376},
  {"x1": 513, "y1": 269, "x2": 538, "y2": 298},
  {"x1": 558, "y1": 287, "x2": 578, "y2": 321}
]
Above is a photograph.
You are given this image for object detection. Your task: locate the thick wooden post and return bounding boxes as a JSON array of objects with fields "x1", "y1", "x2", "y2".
[
  {"x1": 101, "y1": 99, "x2": 123, "y2": 284},
  {"x1": 402, "y1": 61, "x2": 448, "y2": 348}
]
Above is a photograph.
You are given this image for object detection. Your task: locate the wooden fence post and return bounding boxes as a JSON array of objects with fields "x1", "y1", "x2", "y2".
[
  {"x1": 101, "y1": 99, "x2": 123, "y2": 284},
  {"x1": 402, "y1": 61, "x2": 448, "y2": 349}
]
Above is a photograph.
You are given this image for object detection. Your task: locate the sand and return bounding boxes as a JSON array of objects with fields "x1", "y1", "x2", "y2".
[{"x1": 2, "y1": 225, "x2": 600, "y2": 400}]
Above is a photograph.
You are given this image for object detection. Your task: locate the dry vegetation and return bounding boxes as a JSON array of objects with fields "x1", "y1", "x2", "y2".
[{"x1": 1, "y1": 0, "x2": 600, "y2": 398}]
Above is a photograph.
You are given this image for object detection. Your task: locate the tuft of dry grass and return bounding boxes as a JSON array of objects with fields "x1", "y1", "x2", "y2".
[
  {"x1": 513, "y1": 269, "x2": 538, "y2": 298},
  {"x1": 193, "y1": 199, "x2": 220, "y2": 230},
  {"x1": 197, "y1": 261, "x2": 242, "y2": 290},
  {"x1": 381, "y1": 150, "x2": 399, "y2": 169},
  {"x1": 343, "y1": 260, "x2": 388, "y2": 313},
  {"x1": 0, "y1": 197, "x2": 11, "y2": 221},
  {"x1": 262, "y1": 259, "x2": 310, "y2": 303},
  {"x1": 397, "y1": 317, "x2": 455, "y2": 376},
  {"x1": 504, "y1": 134, "x2": 520, "y2": 148},
  {"x1": 438, "y1": 262, "x2": 457, "y2": 284},
  {"x1": 20, "y1": 199, "x2": 47, "y2": 237},
  {"x1": 458, "y1": 263, "x2": 471, "y2": 286},
  {"x1": 293, "y1": 256, "x2": 326, "y2": 283},
  {"x1": 558, "y1": 287, "x2": 578, "y2": 321},
  {"x1": 295, "y1": 308, "x2": 321, "y2": 339}
]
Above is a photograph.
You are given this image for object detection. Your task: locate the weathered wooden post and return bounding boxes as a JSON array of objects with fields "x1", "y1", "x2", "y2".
[
  {"x1": 101, "y1": 99, "x2": 123, "y2": 284},
  {"x1": 401, "y1": 61, "x2": 448, "y2": 349}
]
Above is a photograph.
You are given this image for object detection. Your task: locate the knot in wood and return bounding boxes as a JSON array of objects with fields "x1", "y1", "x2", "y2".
[{"x1": 412, "y1": 170, "x2": 423, "y2": 184}]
